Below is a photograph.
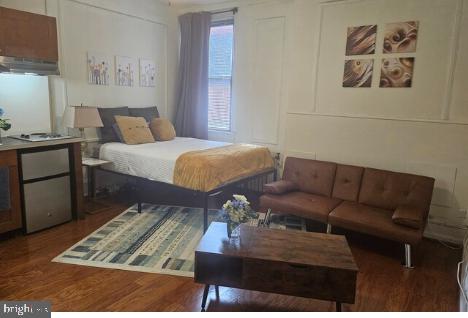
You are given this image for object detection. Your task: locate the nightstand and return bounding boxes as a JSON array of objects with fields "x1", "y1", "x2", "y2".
[{"x1": 82, "y1": 157, "x2": 110, "y2": 214}]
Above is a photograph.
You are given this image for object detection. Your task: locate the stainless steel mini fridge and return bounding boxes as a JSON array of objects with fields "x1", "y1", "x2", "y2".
[{"x1": 19, "y1": 146, "x2": 72, "y2": 233}]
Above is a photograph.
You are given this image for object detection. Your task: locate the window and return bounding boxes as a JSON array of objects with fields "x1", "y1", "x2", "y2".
[{"x1": 208, "y1": 20, "x2": 234, "y2": 131}]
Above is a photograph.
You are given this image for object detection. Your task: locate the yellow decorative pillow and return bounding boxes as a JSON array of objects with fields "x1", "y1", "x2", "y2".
[
  {"x1": 114, "y1": 115, "x2": 155, "y2": 145},
  {"x1": 149, "y1": 118, "x2": 176, "y2": 141}
]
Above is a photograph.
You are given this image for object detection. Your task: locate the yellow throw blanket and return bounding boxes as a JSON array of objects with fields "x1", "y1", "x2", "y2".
[{"x1": 173, "y1": 144, "x2": 274, "y2": 192}]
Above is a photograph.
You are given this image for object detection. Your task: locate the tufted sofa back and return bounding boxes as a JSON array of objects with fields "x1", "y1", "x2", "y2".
[
  {"x1": 332, "y1": 164, "x2": 364, "y2": 202},
  {"x1": 358, "y1": 168, "x2": 435, "y2": 212},
  {"x1": 282, "y1": 157, "x2": 336, "y2": 197},
  {"x1": 282, "y1": 157, "x2": 434, "y2": 214}
]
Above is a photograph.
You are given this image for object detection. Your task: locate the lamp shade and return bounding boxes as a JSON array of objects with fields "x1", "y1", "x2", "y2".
[{"x1": 63, "y1": 106, "x2": 103, "y2": 128}]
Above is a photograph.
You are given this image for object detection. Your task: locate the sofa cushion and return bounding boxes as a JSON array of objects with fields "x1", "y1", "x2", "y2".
[
  {"x1": 264, "y1": 180, "x2": 298, "y2": 195},
  {"x1": 332, "y1": 164, "x2": 364, "y2": 202},
  {"x1": 329, "y1": 201, "x2": 423, "y2": 245},
  {"x1": 259, "y1": 191, "x2": 342, "y2": 223},
  {"x1": 283, "y1": 157, "x2": 337, "y2": 197},
  {"x1": 98, "y1": 107, "x2": 130, "y2": 142},
  {"x1": 129, "y1": 106, "x2": 160, "y2": 122},
  {"x1": 359, "y1": 168, "x2": 435, "y2": 211},
  {"x1": 392, "y1": 206, "x2": 425, "y2": 229}
]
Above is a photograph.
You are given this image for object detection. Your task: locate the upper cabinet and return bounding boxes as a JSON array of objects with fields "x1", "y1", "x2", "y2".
[{"x1": 0, "y1": 6, "x2": 58, "y2": 62}]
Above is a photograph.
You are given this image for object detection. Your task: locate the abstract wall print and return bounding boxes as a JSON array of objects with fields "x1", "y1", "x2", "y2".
[
  {"x1": 139, "y1": 59, "x2": 156, "y2": 87},
  {"x1": 87, "y1": 52, "x2": 110, "y2": 85},
  {"x1": 383, "y1": 21, "x2": 419, "y2": 53},
  {"x1": 116, "y1": 56, "x2": 136, "y2": 87},
  {"x1": 343, "y1": 59, "x2": 374, "y2": 88},
  {"x1": 380, "y1": 58, "x2": 415, "y2": 88},
  {"x1": 345, "y1": 25, "x2": 377, "y2": 56}
]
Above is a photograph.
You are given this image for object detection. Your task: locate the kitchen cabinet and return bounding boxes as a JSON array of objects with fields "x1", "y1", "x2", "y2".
[
  {"x1": 0, "y1": 6, "x2": 58, "y2": 62},
  {"x1": 0, "y1": 138, "x2": 84, "y2": 235},
  {"x1": 0, "y1": 150, "x2": 22, "y2": 233},
  {"x1": 0, "y1": 12, "x2": 4, "y2": 58}
]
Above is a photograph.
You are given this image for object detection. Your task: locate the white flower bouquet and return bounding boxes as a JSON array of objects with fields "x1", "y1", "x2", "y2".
[
  {"x1": 222, "y1": 194, "x2": 257, "y2": 237},
  {"x1": 0, "y1": 108, "x2": 11, "y2": 142}
]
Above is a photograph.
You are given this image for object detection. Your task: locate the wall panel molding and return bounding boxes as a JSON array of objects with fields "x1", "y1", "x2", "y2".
[
  {"x1": 287, "y1": 111, "x2": 468, "y2": 126},
  {"x1": 67, "y1": 0, "x2": 170, "y2": 26},
  {"x1": 57, "y1": 0, "x2": 169, "y2": 117},
  {"x1": 441, "y1": 0, "x2": 464, "y2": 120},
  {"x1": 310, "y1": 0, "x2": 462, "y2": 121},
  {"x1": 250, "y1": 16, "x2": 286, "y2": 145}
]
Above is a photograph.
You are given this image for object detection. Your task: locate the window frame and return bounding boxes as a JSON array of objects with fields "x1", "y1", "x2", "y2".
[{"x1": 208, "y1": 18, "x2": 235, "y2": 133}]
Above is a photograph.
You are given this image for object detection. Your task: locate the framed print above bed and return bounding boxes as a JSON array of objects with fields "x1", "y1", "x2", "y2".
[
  {"x1": 140, "y1": 59, "x2": 156, "y2": 87},
  {"x1": 87, "y1": 51, "x2": 111, "y2": 85},
  {"x1": 116, "y1": 56, "x2": 137, "y2": 87}
]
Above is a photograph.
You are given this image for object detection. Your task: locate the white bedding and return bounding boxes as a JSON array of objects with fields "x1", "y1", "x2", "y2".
[{"x1": 99, "y1": 137, "x2": 230, "y2": 184}]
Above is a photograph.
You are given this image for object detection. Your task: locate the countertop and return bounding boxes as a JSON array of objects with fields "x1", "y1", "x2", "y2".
[{"x1": 0, "y1": 136, "x2": 83, "y2": 152}]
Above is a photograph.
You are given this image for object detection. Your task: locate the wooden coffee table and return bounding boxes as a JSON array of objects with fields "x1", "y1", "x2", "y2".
[{"x1": 194, "y1": 222, "x2": 358, "y2": 311}]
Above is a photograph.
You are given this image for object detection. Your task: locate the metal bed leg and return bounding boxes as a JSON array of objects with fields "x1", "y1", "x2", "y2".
[
  {"x1": 137, "y1": 202, "x2": 142, "y2": 213},
  {"x1": 215, "y1": 285, "x2": 220, "y2": 299},
  {"x1": 203, "y1": 194, "x2": 209, "y2": 233}
]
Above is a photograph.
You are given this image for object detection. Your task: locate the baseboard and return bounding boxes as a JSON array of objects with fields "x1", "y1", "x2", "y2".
[{"x1": 424, "y1": 221, "x2": 467, "y2": 245}]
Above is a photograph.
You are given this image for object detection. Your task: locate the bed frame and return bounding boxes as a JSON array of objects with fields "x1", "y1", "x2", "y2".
[{"x1": 100, "y1": 167, "x2": 277, "y2": 232}]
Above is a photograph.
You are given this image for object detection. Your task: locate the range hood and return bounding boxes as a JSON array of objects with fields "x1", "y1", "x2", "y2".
[
  {"x1": 0, "y1": 6, "x2": 60, "y2": 76},
  {"x1": 0, "y1": 56, "x2": 59, "y2": 76}
]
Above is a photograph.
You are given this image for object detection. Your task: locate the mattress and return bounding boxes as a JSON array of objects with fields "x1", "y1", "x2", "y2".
[{"x1": 99, "y1": 137, "x2": 229, "y2": 184}]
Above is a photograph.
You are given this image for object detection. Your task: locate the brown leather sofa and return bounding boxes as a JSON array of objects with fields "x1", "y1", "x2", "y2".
[{"x1": 259, "y1": 157, "x2": 435, "y2": 268}]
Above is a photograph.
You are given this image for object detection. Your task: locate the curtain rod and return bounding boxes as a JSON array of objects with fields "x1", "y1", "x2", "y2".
[{"x1": 210, "y1": 7, "x2": 238, "y2": 15}]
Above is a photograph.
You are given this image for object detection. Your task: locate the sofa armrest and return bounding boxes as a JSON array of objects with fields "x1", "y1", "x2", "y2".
[
  {"x1": 392, "y1": 206, "x2": 425, "y2": 229},
  {"x1": 263, "y1": 180, "x2": 298, "y2": 195}
]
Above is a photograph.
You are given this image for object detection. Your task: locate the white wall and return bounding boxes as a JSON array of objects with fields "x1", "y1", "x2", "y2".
[
  {"x1": 0, "y1": 0, "x2": 179, "y2": 139},
  {"x1": 176, "y1": 0, "x2": 468, "y2": 243},
  {"x1": 0, "y1": 74, "x2": 51, "y2": 135}
]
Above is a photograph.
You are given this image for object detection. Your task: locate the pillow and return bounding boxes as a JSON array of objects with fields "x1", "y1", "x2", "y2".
[
  {"x1": 129, "y1": 107, "x2": 160, "y2": 123},
  {"x1": 149, "y1": 118, "x2": 176, "y2": 141},
  {"x1": 392, "y1": 206, "x2": 425, "y2": 229},
  {"x1": 98, "y1": 107, "x2": 129, "y2": 142},
  {"x1": 112, "y1": 123, "x2": 124, "y2": 143},
  {"x1": 114, "y1": 116, "x2": 155, "y2": 145},
  {"x1": 264, "y1": 180, "x2": 298, "y2": 195}
]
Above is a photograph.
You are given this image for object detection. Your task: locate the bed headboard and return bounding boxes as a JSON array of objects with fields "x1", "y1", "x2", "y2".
[{"x1": 97, "y1": 106, "x2": 159, "y2": 143}]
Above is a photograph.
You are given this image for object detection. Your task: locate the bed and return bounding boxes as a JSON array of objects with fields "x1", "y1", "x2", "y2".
[{"x1": 99, "y1": 137, "x2": 276, "y2": 231}]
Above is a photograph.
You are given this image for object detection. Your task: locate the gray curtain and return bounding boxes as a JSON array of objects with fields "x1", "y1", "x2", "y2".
[{"x1": 175, "y1": 12, "x2": 211, "y2": 140}]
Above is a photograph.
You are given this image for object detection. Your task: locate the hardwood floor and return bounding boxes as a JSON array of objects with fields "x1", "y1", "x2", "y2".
[{"x1": 0, "y1": 198, "x2": 462, "y2": 312}]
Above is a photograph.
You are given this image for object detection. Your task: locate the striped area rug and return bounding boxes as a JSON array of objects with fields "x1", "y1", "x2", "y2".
[{"x1": 53, "y1": 204, "x2": 306, "y2": 277}]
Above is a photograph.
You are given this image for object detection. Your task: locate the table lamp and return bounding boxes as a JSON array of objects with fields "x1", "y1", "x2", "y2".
[{"x1": 63, "y1": 105, "x2": 103, "y2": 157}]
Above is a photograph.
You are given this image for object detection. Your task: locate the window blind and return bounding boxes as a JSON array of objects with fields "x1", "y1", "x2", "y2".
[{"x1": 208, "y1": 20, "x2": 234, "y2": 131}]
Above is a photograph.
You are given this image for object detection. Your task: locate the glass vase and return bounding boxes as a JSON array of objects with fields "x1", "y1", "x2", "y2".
[{"x1": 227, "y1": 221, "x2": 240, "y2": 239}]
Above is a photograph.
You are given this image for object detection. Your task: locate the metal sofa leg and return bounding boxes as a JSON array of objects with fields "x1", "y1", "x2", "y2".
[
  {"x1": 326, "y1": 224, "x2": 332, "y2": 234},
  {"x1": 404, "y1": 244, "x2": 414, "y2": 269}
]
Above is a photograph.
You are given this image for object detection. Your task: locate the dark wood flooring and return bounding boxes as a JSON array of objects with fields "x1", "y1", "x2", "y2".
[{"x1": 0, "y1": 198, "x2": 462, "y2": 312}]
